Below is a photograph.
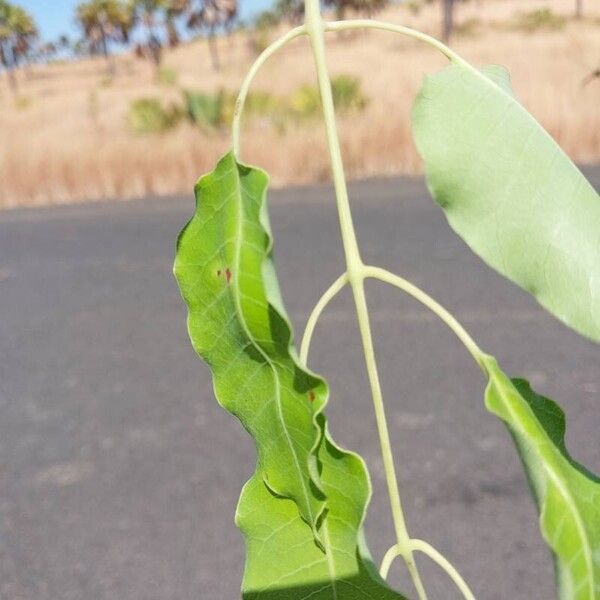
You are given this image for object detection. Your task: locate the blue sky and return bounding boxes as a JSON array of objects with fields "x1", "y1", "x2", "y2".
[{"x1": 17, "y1": 0, "x2": 273, "y2": 42}]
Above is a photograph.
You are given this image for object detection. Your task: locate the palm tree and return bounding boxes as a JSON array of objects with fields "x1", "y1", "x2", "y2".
[
  {"x1": 129, "y1": 0, "x2": 164, "y2": 69},
  {"x1": 0, "y1": 1, "x2": 37, "y2": 93},
  {"x1": 9, "y1": 5, "x2": 37, "y2": 63},
  {"x1": 57, "y1": 34, "x2": 71, "y2": 52},
  {"x1": 275, "y1": 0, "x2": 304, "y2": 22},
  {"x1": 278, "y1": 0, "x2": 387, "y2": 22},
  {"x1": 75, "y1": 0, "x2": 133, "y2": 73},
  {"x1": 328, "y1": 0, "x2": 388, "y2": 19},
  {"x1": 165, "y1": 0, "x2": 187, "y2": 47},
  {"x1": 185, "y1": 0, "x2": 238, "y2": 71},
  {"x1": 129, "y1": 0, "x2": 187, "y2": 68},
  {"x1": 441, "y1": 0, "x2": 455, "y2": 43},
  {"x1": 0, "y1": 1, "x2": 15, "y2": 91}
]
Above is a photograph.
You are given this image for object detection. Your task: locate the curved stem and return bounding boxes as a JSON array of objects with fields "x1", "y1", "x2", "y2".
[
  {"x1": 304, "y1": 2, "x2": 427, "y2": 599},
  {"x1": 380, "y1": 541, "x2": 477, "y2": 600},
  {"x1": 324, "y1": 19, "x2": 512, "y2": 100},
  {"x1": 364, "y1": 266, "x2": 486, "y2": 372},
  {"x1": 380, "y1": 542, "x2": 402, "y2": 580},
  {"x1": 300, "y1": 273, "x2": 349, "y2": 365},
  {"x1": 324, "y1": 19, "x2": 467, "y2": 66},
  {"x1": 351, "y1": 281, "x2": 429, "y2": 600},
  {"x1": 409, "y1": 539, "x2": 478, "y2": 600},
  {"x1": 304, "y1": 4, "x2": 361, "y2": 269},
  {"x1": 232, "y1": 25, "x2": 306, "y2": 158}
]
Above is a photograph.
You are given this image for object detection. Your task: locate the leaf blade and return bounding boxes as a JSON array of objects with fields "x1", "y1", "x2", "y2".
[
  {"x1": 175, "y1": 152, "x2": 325, "y2": 536},
  {"x1": 174, "y1": 151, "x2": 408, "y2": 599},
  {"x1": 483, "y1": 355, "x2": 600, "y2": 600},
  {"x1": 412, "y1": 62, "x2": 600, "y2": 342},
  {"x1": 238, "y1": 421, "x2": 408, "y2": 599}
]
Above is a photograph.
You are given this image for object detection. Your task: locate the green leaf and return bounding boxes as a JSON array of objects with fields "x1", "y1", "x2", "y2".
[
  {"x1": 174, "y1": 151, "x2": 324, "y2": 538},
  {"x1": 483, "y1": 355, "x2": 600, "y2": 600},
  {"x1": 239, "y1": 419, "x2": 407, "y2": 599},
  {"x1": 412, "y1": 62, "x2": 600, "y2": 342},
  {"x1": 174, "y1": 151, "x2": 408, "y2": 599}
]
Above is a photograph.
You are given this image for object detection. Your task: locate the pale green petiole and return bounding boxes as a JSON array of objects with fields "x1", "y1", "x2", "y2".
[
  {"x1": 301, "y1": 266, "x2": 486, "y2": 374},
  {"x1": 364, "y1": 267, "x2": 486, "y2": 372},
  {"x1": 303, "y1": 1, "x2": 429, "y2": 597},
  {"x1": 381, "y1": 540, "x2": 477, "y2": 600},
  {"x1": 232, "y1": 24, "x2": 306, "y2": 157},
  {"x1": 300, "y1": 272, "x2": 348, "y2": 365},
  {"x1": 233, "y1": 18, "x2": 470, "y2": 144}
]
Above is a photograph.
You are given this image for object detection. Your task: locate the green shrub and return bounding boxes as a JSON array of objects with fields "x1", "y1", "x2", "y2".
[
  {"x1": 331, "y1": 75, "x2": 368, "y2": 112},
  {"x1": 184, "y1": 90, "x2": 231, "y2": 129},
  {"x1": 158, "y1": 66, "x2": 178, "y2": 86},
  {"x1": 185, "y1": 89, "x2": 281, "y2": 130},
  {"x1": 455, "y1": 17, "x2": 482, "y2": 37},
  {"x1": 100, "y1": 75, "x2": 113, "y2": 88},
  {"x1": 289, "y1": 75, "x2": 368, "y2": 119},
  {"x1": 14, "y1": 95, "x2": 31, "y2": 110},
  {"x1": 128, "y1": 98, "x2": 181, "y2": 133},
  {"x1": 405, "y1": 0, "x2": 422, "y2": 16},
  {"x1": 251, "y1": 29, "x2": 272, "y2": 55},
  {"x1": 513, "y1": 8, "x2": 567, "y2": 32},
  {"x1": 289, "y1": 83, "x2": 322, "y2": 118}
]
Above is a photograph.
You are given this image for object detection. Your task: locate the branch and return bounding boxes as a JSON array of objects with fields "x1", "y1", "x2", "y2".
[
  {"x1": 380, "y1": 541, "x2": 477, "y2": 600},
  {"x1": 300, "y1": 272, "x2": 348, "y2": 365},
  {"x1": 232, "y1": 25, "x2": 306, "y2": 157},
  {"x1": 410, "y1": 539, "x2": 477, "y2": 600},
  {"x1": 364, "y1": 266, "x2": 486, "y2": 372}
]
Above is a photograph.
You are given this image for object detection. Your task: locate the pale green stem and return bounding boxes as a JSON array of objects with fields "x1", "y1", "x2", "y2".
[
  {"x1": 300, "y1": 273, "x2": 348, "y2": 365},
  {"x1": 324, "y1": 19, "x2": 467, "y2": 65},
  {"x1": 410, "y1": 539, "x2": 478, "y2": 600},
  {"x1": 304, "y1": 1, "x2": 428, "y2": 598},
  {"x1": 364, "y1": 266, "x2": 486, "y2": 372},
  {"x1": 350, "y1": 281, "x2": 428, "y2": 600},
  {"x1": 233, "y1": 18, "x2": 478, "y2": 160},
  {"x1": 380, "y1": 543, "x2": 402, "y2": 580},
  {"x1": 232, "y1": 25, "x2": 306, "y2": 157},
  {"x1": 325, "y1": 19, "x2": 513, "y2": 98},
  {"x1": 381, "y1": 541, "x2": 477, "y2": 600}
]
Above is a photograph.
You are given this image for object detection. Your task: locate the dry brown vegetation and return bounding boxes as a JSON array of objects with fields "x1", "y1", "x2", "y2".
[{"x1": 1, "y1": 0, "x2": 599, "y2": 208}]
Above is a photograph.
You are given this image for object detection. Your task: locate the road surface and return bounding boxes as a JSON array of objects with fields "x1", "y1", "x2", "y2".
[{"x1": 1, "y1": 168, "x2": 599, "y2": 600}]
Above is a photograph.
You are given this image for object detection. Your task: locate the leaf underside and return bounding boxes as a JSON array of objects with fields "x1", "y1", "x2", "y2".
[
  {"x1": 413, "y1": 61, "x2": 600, "y2": 598},
  {"x1": 483, "y1": 355, "x2": 600, "y2": 600},
  {"x1": 174, "y1": 151, "x2": 408, "y2": 599},
  {"x1": 412, "y1": 62, "x2": 600, "y2": 342}
]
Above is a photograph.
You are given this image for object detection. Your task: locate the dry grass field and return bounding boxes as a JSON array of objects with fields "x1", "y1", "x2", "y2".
[{"x1": 1, "y1": 0, "x2": 599, "y2": 208}]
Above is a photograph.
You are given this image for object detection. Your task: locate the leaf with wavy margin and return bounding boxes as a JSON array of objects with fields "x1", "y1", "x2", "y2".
[
  {"x1": 483, "y1": 355, "x2": 600, "y2": 600},
  {"x1": 174, "y1": 151, "x2": 408, "y2": 599}
]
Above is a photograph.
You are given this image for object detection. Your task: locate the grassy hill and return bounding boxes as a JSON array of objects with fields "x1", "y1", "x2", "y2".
[{"x1": 0, "y1": 0, "x2": 598, "y2": 207}]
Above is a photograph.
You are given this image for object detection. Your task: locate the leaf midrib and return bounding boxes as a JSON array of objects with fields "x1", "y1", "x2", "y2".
[
  {"x1": 230, "y1": 160, "x2": 317, "y2": 530},
  {"x1": 232, "y1": 161, "x2": 344, "y2": 597}
]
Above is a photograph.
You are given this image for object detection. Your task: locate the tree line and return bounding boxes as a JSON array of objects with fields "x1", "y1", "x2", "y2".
[{"x1": 0, "y1": 0, "x2": 591, "y2": 93}]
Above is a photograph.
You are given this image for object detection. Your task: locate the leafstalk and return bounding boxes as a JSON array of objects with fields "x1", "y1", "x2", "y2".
[
  {"x1": 303, "y1": 1, "x2": 427, "y2": 598},
  {"x1": 381, "y1": 541, "x2": 477, "y2": 600},
  {"x1": 300, "y1": 272, "x2": 348, "y2": 364},
  {"x1": 233, "y1": 25, "x2": 306, "y2": 156}
]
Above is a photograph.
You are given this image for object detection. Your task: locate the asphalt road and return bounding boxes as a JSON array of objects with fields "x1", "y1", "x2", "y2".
[{"x1": 1, "y1": 168, "x2": 599, "y2": 600}]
